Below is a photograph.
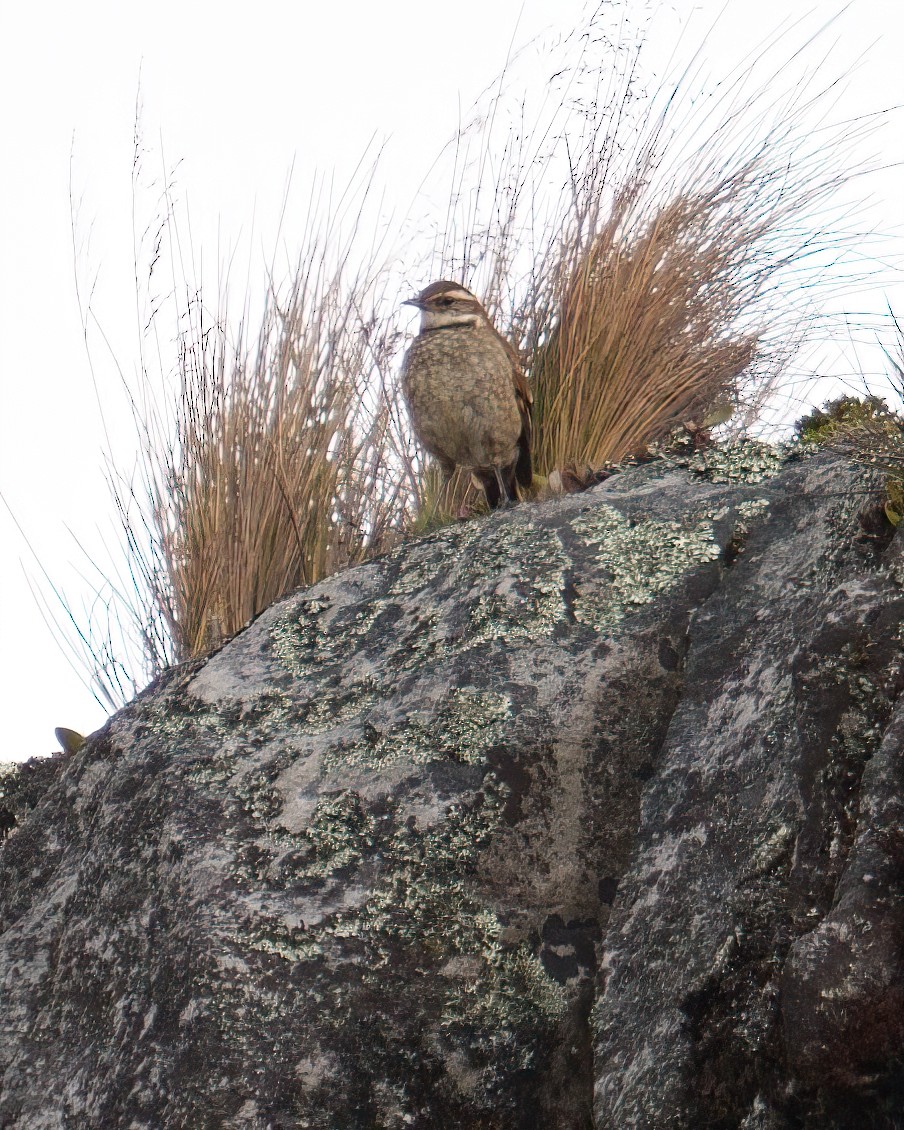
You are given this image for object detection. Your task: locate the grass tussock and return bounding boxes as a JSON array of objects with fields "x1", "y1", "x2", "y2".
[
  {"x1": 69, "y1": 152, "x2": 416, "y2": 706},
  {"x1": 530, "y1": 183, "x2": 762, "y2": 472},
  {"x1": 152, "y1": 282, "x2": 408, "y2": 660},
  {"x1": 59, "y1": 4, "x2": 884, "y2": 710}
]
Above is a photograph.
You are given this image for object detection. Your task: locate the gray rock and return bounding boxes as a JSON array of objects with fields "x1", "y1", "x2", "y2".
[{"x1": 1, "y1": 447, "x2": 902, "y2": 1129}]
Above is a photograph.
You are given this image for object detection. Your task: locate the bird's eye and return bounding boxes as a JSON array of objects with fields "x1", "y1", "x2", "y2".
[{"x1": 438, "y1": 297, "x2": 453, "y2": 307}]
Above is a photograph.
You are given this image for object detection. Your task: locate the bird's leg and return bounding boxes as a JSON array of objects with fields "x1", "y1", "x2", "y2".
[
  {"x1": 493, "y1": 466, "x2": 519, "y2": 510},
  {"x1": 474, "y1": 469, "x2": 503, "y2": 510},
  {"x1": 495, "y1": 467, "x2": 511, "y2": 510}
]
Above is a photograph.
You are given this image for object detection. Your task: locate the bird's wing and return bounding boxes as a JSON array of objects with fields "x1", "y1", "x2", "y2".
[{"x1": 495, "y1": 329, "x2": 533, "y2": 489}]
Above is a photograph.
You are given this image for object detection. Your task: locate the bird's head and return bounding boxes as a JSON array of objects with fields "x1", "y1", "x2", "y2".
[{"x1": 403, "y1": 281, "x2": 485, "y2": 331}]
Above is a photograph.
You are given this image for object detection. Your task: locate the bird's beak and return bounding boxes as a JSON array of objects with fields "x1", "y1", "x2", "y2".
[{"x1": 402, "y1": 298, "x2": 423, "y2": 309}]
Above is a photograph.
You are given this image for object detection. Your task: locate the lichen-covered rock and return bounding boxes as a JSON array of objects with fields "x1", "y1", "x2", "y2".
[
  {"x1": 591, "y1": 452, "x2": 904, "y2": 1130},
  {"x1": 1, "y1": 448, "x2": 902, "y2": 1129}
]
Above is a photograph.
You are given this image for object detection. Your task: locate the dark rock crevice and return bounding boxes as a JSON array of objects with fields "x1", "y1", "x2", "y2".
[{"x1": 593, "y1": 459, "x2": 904, "y2": 1130}]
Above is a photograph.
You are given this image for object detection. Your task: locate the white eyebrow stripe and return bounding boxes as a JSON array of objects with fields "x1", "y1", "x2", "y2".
[{"x1": 437, "y1": 288, "x2": 477, "y2": 302}]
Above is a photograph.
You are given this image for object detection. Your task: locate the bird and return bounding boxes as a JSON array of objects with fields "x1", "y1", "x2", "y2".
[{"x1": 400, "y1": 280, "x2": 532, "y2": 509}]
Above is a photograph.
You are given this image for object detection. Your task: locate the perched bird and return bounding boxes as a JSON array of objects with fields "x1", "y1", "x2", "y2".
[{"x1": 401, "y1": 281, "x2": 532, "y2": 508}]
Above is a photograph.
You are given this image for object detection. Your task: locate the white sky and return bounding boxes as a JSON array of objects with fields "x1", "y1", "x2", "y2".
[{"x1": 1, "y1": 0, "x2": 903, "y2": 760}]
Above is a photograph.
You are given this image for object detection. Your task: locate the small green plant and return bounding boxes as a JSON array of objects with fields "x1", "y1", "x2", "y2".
[
  {"x1": 795, "y1": 393, "x2": 904, "y2": 526},
  {"x1": 795, "y1": 395, "x2": 896, "y2": 446}
]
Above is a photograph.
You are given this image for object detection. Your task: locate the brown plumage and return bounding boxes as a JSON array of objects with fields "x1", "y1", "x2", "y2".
[{"x1": 400, "y1": 281, "x2": 532, "y2": 508}]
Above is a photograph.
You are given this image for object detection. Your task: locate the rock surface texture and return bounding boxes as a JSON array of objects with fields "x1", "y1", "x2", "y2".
[{"x1": 1, "y1": 448, "x2": 903, "y2": 1129}]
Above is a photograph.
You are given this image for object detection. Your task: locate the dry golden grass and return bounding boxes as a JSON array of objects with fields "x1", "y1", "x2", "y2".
[
  {"x1": 131, "y1": 230, "x2": 415, "y2": 671},
  {"x1": 417, "y1": 8, "x2": 878, "y2": 483},
  {"x1": 151, "y1": 289, "x2": 405, "y2": 658},
  {"x1": 529, "y1": 182, "x2": 760, "y2": 472},
  {"x1": 63, "y1": 149, "x2": 417, "y2": 705}
]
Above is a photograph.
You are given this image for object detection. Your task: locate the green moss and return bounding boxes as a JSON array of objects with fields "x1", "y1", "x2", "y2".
[
  {"x1": 237, "y1": 769, "x2": 285, "y2": 822},
  {"x1": 885, "y1": 477, "x2": 904, "y2": 527},
  {"x1": 793, "y1": 397, "x2": 904, "y2": 526},
  {"x1": 795, "y1": 395, "x2": 894, "y2": 446},
  {"x1": 472, "y1": 942, "x2": 570, "y2": 1027}
]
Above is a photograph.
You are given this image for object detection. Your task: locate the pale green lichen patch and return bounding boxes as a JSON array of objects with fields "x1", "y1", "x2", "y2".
[
  {"x1": 679, "y1": 439, "x2": 787, "y2": 483},
  {"x1": 231, "y1": 769, "x2": 568, "y2": 1038},
  {"x1": 181, "y1": 692, "x2": 308, "y2": 790},
  {"x1": 380, "y1": 531, "x2": 453, "y2": 595},
  {"x1": 375, "y1": 506, "x2": 504, "y2": 600},
  {"x1": 299, "y1": 689, "x2": 379, "y2": 735},
  {"x1": 737, "y1": 498, "x2": 772, "y2": 520},
  {"x1": 324, "y1": 688, "x2": 510, "y2": 772},
  {"x1": 466, "y1": 941, "x2": 570, "y2": 1029},
  {"x1": 131, "y1": 696, "x2": 228, "y2": 746},
  {"x1": 271, "y1": 515, "x2": 570, "y2": 699},
  {"x1": 237, "y1": 915, "x2": 323, "y2": 964},
  {"x1": 237, "y1": 768, "x2": 285, "y2": 823},
  {"x1": 296, "y1": 790, "x2": 376, "y2": 877},
  {"x1": 185, "y1": 747, "x2": 239, "y2": 790},
  {"x1": 570, "y1": 504, "x2": 722, "y2": 631},
  {"x1": 356, "y1": 776, "x2": 566, "y2": 1024},
  {"x1": 228, "y1": 787, "x2": 377, "y2": 891},
  {"x1": 732, "y1": 497, "x2": 772, "y2": 544},
  {"x1": 818, "y1": 645, "x2": 890, "y2": 768},
  {"x1": 0, "y1": 763, "x2": 21, "y2": 803},
  {"x1": 269, "y1": 594, "x2": 338, "y2": 682},
  {"x1": 462, "y1": 523, "x2": 569, "y2": 648},
  {"x1": 748, "y1": 822, "x2": 796, "y2": 877},
  {"x1": 270, "y1": 584, "x2": 439, "y2": 697}
]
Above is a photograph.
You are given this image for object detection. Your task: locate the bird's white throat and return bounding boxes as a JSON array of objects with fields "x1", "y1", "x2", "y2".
[{"x1": 420, "y1": 309, "x2": 481, "y2": 331}]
